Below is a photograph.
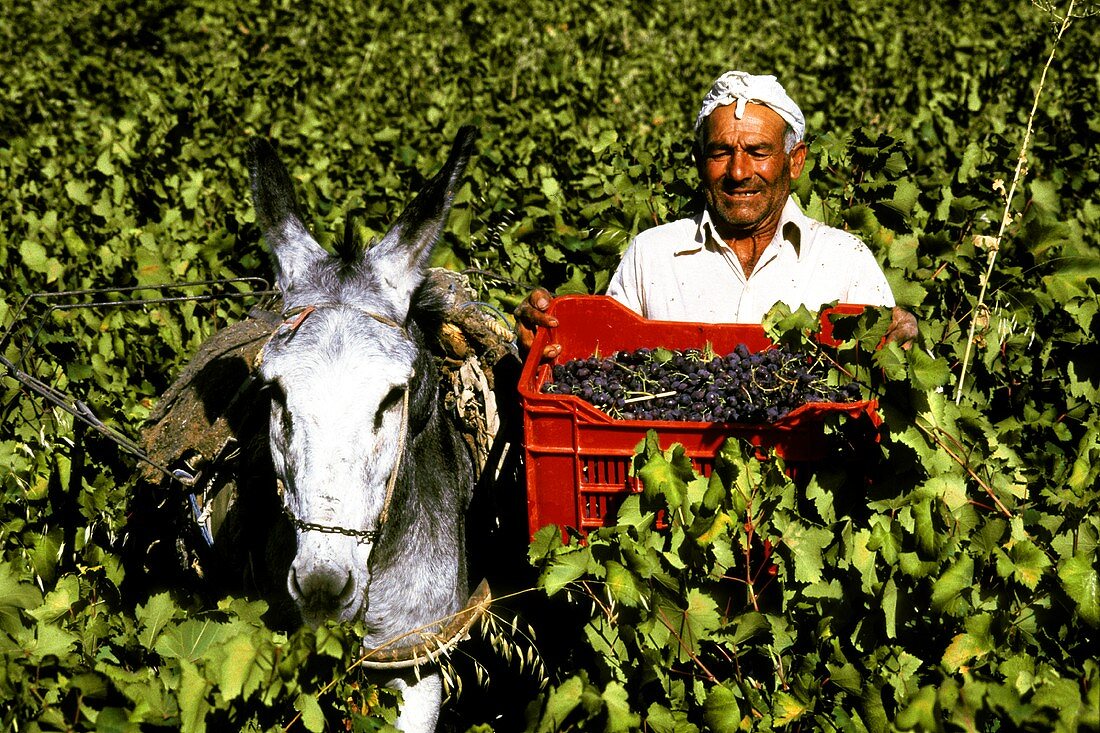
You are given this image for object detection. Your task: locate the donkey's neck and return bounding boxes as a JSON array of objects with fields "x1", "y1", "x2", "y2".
[{"x1": 359, "y1": 395, "x2": 471, "y2": 643}]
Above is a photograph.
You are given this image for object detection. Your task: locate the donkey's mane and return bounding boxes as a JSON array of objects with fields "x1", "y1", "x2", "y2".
[
  {"x1": 405, "y1": 280, "x2": 449, "y2": 433},
  {"x1": 408, "y1": 277, "x2": 448, "y2": 335}
]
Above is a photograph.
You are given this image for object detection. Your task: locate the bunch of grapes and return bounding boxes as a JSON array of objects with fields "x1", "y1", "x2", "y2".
[{"x1": 540, "y1": 343, "x2": 861, "y2": 423}]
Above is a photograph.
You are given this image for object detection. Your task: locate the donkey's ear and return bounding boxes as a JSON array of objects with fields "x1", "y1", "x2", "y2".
[
  {"x1": 248, "y1": 139, "x2": 327, "y2": 295},
  {"x1": 364, "y1": 126, "x2": 477, "y2": 319}
]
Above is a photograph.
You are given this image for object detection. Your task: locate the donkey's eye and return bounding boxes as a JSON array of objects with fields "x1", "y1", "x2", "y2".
[
  {"x1": 374, "y1": 386, "x2": 404, "y2": 430},
  {"x1": 261, "y1": 380, "x2": 293, "y2": 434},
  {"x1": 260, "y1": 378, "x2": 287, "y2": 406},
  {"x1": 272, "y1": 399, "x2": 292, "y2": 435}
]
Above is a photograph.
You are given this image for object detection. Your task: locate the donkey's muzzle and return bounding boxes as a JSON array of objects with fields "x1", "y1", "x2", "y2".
[{"x1": 290, "y1": 563, "x2": 358, "y2": 621}]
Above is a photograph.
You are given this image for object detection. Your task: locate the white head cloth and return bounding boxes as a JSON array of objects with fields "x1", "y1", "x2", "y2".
[{"x1": 694, "y1": 71, "x2": 805, "y2": 142}]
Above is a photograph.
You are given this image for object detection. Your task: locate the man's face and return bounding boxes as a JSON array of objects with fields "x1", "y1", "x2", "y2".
[{"x1": 697, "y1": 103, "x2": 807, "y2": 239}]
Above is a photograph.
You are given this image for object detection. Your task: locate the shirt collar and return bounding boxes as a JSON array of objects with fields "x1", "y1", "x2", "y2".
[{"x1": 690, "y1": 196, "x2": 810, "y2": 259}]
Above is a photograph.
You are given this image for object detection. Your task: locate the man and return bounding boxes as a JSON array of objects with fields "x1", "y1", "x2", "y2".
[{"x1": 516, "y1": 70, "x2": 917, "y2": 357}]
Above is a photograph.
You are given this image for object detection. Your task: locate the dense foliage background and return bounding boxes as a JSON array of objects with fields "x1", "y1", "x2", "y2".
[{"x1": 1, "y1": 0, "x2": 1098, "y2": 730}]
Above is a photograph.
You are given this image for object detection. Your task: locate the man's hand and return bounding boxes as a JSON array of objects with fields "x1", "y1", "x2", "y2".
[
  {"x1": 514, "y1": 287, "x2": 562, "y2": 359},
  {"x1": 885, "y1": 306, "x2": 918, "y2": 349}
]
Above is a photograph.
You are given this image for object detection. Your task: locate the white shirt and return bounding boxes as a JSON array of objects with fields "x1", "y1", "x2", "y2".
[{"x1": 606, "y1": 197, "x2": 895, "y2": 323}]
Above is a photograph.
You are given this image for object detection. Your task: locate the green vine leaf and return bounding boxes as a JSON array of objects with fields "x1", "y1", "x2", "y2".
[
  {"x1": 178, "y1": 659, "x2": 212, "y2": 733},
  {"x1": 1007, "y1": 540, "x2": 1052, "y2": 590},
  {"x1": 772, "y1": 517, "x2": 832, "y2": 585},
  {"x1": 1057, "y1": 552, "x2": 1100, "y2": 627},
  {"x1": 604, "y1": 561, "x2": 644, "y2": 608},
  {"x1": 931, "y1": 554, "x2": 974, "y2": 615},
  {"x1": 601, "y1": 681, "x2": 641, "y2": 733},
  {"x1": 539, "y1": 546, "x2": 597, "y2": 596},
  {"x1": 772, "y1": 690, "x2": 811, "y2": 726},
  {"x1": 154, "y1": 619, "x2": 228, "y2": 663},
  {"x1": 26, "y1": 574, "x2": 79, "y2": 624},
  {"x1": 702, "y1": 683, "x2": 743, "y2": 733},
  {"x1": 294, "y1": 692, "x2": 325, "y2": 733},
  {"x1": 137, "y1": 593, "x2": 182, "y2": 649},
  {"x1": 0, "y1": 570, "x2": 44, "y2": 635},
  {"x1": 637, "y1": 432, "x2": 695, "y2": 513},
  {"x1": 25, "y1": 623, "x2": 79, "y2": 663}
]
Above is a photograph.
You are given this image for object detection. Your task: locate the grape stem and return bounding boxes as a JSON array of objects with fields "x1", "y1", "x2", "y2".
[{"x1": 623, "y1": 390, "x2": 677, "y2": 404}]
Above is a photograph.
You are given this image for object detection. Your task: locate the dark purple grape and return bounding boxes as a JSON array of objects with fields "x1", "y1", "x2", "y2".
[{"x1": 538, "y1": 342, "x2": 860, "y2": 423}]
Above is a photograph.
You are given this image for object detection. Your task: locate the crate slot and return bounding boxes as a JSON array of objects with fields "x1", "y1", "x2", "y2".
[{"x1": 579, "y1": 455, "x2": 631, "y2": 490}]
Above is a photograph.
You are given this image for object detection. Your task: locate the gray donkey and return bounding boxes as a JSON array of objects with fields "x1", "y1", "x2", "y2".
[{"x1": 248, "y1": 127, "x2": 477, "y2": 732}]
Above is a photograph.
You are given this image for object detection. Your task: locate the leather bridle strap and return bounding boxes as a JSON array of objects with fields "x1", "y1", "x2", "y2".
[{"x1": 376, "y1": 385, "x2": 408, "y2": 528}]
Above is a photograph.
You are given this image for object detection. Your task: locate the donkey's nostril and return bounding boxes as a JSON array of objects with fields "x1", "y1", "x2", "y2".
[
  {"x1": 337, "y1": 571, "x2": 353, "y2": 600},
  {"x1": 290, "y1": 564, "x2": 356, "y2": 616}
]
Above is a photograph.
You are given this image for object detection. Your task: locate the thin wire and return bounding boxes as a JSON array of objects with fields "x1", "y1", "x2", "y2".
[
  {"x1": 1, "y1": 278, "x2": 277, "y2": 483},
  {"x1": 0, "y1": 353, "x2": 177, "y2": 480},
  {"x1": 0, "y1": 277, "x2": 272, "y2": 351},
  {"x1": 11, "y1": 284, "x2": 277, "y2": 371}
]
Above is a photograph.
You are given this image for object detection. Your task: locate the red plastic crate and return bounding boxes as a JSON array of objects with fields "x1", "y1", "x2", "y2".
[{"x1": 518, "y1": 295, "x2": 878, "y2": 537}]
